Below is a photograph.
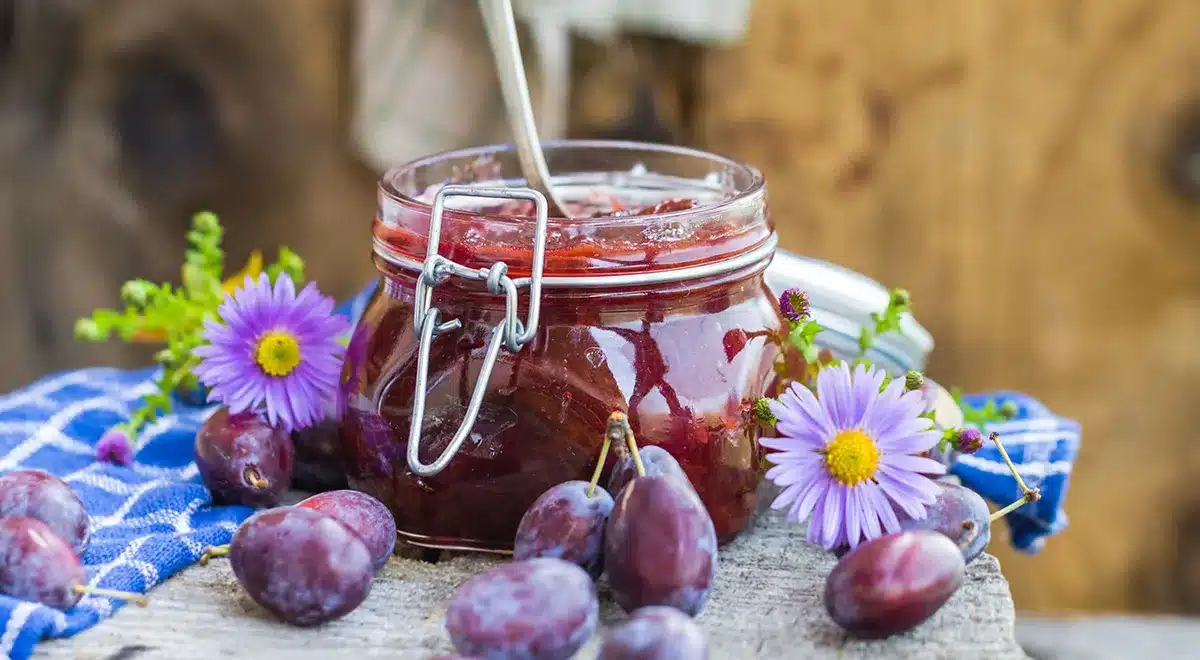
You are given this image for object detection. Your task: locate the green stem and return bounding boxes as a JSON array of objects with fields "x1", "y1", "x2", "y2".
[
  {"x1": 73, "y1": 584, "x2": 149, "y2": 607},
  {"x1": 986, "y1": 430, "x2": 1042, "y2": 522},
  {"x1": 121, "y1": 355, "x2": 204, "y2": 449},
  {"x1": 989, "y1": 490, "x2": 1041, "y2": 522},
  {"x1": 989, "y1": 431, "x2": 1033, "y2": 495},
  {"x1": 200, "y1": 545, "x2": 230, "y2": 566},
  {"x1": 587, "y1": 431, "x2": 612, "y2": 498}
]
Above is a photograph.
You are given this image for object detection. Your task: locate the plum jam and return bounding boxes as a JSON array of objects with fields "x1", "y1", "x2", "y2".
[{"x1": 340, "y1": 141, "x2": 784, "y2": 552}]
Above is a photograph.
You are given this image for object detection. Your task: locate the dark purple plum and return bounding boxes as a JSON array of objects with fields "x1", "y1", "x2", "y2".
[
  {"x1": 297, "y1": 490, "x2": 396, "y2": 572},
  {"x1": 607, "y1": 445, "x2": 691, "y2": 498},
  {"x1": 446, "y1": 557, "x2": 598, "y2": 660},
  {"x1": 604, "y1": 476, "x2": 717, "y2": 616},
  {"x1": 898, "y1": 481, "x2": 991, "y2": 564},
  {"x1": 196, "y1": 407, "x2": 293, "y2": 508},
  {"x1": 514, "y1": 480, "x2": 614, "y2": 579},
  {"x1": 0, "y1": 469, "x2": 89, "y2": 552},
  {"x1": 825, "y1": 531, "x2": 965, "y2": 638},
  {"x1": 229, "y1": 507, "x2": 373, "y2": 626},
  {"x1": 291, "y1": 417, "x2": 349, "y2": 492},
  {"x1": 0, "y1": 516, "x2": 85, "y2": 609},
  {"x1": 599, "y1": 606, "x2": 709, "y2": 659}
]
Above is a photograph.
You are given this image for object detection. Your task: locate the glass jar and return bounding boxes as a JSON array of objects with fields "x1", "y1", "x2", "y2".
[{"x1": 340, "y1": 141, "x2": 785, "y2": 553}]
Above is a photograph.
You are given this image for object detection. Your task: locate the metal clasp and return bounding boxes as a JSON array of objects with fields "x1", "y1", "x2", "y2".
[{"x1": 405, "y1": 185, "x2": 549, "y2": 477}]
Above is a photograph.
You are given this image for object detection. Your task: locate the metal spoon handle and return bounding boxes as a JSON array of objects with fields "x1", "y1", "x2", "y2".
[{"x1": 479, "y1": 0, "x2": 571, "y2": 217}]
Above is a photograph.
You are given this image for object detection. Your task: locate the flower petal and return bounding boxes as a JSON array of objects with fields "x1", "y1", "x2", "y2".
[
  {"x1": 821, "y1": 484, "x2": 845, "y2": 550},
  {"x1": 789, "y1": 474, "x2": 828, "y2": 525},
  {"x1": 864, "y1": 482, "x2": 902, "y2": 537},
  {"x1": 857, "y1": 482, "x2": 884, "y2": 540},
  {"x1": 875, "y1": 423, "x2": 939, "y2": 454},
  {"x1": 766, "y1": 459, "x2": 821, "y2": 487},
  {"x1": 881, "y1": 453, "x2": 947, "y2": 475},
  {"x1": 844, "y1": 486, "x2": 862, "y2": 549},
  {"x1": 805, "y1": 488, "x2": 829, "y2": 545},
  {"x1": 770, "y1": 482, "x2": 804, "y2": 511},
  {"x1": 816, "y1": 364, "x2": 853, "y2": 430},
  {"x1": 847, "y1": 363, "x2": 885, "y2": 429}
]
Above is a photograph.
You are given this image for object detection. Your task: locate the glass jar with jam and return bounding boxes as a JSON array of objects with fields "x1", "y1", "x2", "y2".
[{"x1": 340, "y1": 141, "x2": 785, "y2": 553}]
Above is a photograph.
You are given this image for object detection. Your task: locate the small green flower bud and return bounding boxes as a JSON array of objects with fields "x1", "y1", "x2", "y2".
[
  {"x1": 754, "y1": 398, "x2": 778, "y2": 427},
  {"x1": 904, "y1": 370, "x2": 924, "y2": 392},
  {"x1": 192, "y1": 211, "x2": 220, "y2": 233},
  {"x1": 74, "y1": 318, "x2": 103, "y2": 341},
  {"x1": 889, "y1": 288, "x2": 911, "y2": 311},
  {"x1": 120, "y1": 280, "x2": 150, "y2": 307},
  {"x1": 999, "y1": 400, "x2": 1019, "y2": 419}
]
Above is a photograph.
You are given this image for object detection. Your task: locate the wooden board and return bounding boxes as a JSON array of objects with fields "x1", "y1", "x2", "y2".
[{"x1": 34, "y1": 510, "x2": 1025, "y2": 659}]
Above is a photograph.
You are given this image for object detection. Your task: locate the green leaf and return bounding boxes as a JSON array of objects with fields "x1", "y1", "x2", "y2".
[{"x1": 266, "y1": 246, "x2": 306, "y2": 285}]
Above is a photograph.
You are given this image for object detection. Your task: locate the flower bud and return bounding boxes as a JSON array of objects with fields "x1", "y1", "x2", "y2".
[
  {"x1": 779, "y1": 288, "x2": 811, "y2": 322},
  {"x1": 193, "y1": 211, "x2": 220, "y2": 232},
  {"x1": 96, "y1": 426, "x2": 135, "y2": 466},
  {"x1": 999, "y1": 400, "x2": 1019, "y2": 419},
  {"x1": 889, "y1": 288, "x2": 911, "y2": 311},
  {"x1": 904, "y1": 370, "x2": 924, "y2": 392},
  {"x1": 121, "y1": 280, "x2": 151, "y2": 307},
  {"x1": 74, "y1": 319, "x2": 104, "y2": 341},
  {"x1": 954, "y1": 428, "x2": 985, "y2": 454},
  {"x1": 754, "y1": 398, "x2": 778, "y2": 427}
]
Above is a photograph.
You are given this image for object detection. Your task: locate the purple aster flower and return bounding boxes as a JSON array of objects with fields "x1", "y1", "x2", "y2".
[
  {"x1": 762, "y1": 363, "x2": 946, "y2": 551},
  {"x1": 779, "y1": 288, "x2": 810, "y2": 322},
  {"x1": 193, "y1": 273, "x2": 349, "y2": 432},
  {"x1": 96, "y1": 426, "x2": 134, "y2": 466}
]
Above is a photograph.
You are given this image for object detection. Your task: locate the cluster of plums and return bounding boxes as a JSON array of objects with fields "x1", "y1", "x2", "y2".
[
  {"x1": 443, "y1": 415, "x2": 717, "y2": 660},
  {"x1": 196, "y1": 404, "x2": 997, "y2": 651},
  {"x1": 194, "y1": 407, "x2": 395, "y2": 626},
  {"x1": 0, "y1": 470, "x2": 146, "y2": 610}
]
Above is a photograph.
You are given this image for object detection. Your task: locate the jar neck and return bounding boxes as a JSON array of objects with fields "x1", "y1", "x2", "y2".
[
  {"x1": 375, "y1": 254, "x2": 772, "y2": 305},
  {"x1": 372, "y1": 140, "x2": 773, "y2": 280}
]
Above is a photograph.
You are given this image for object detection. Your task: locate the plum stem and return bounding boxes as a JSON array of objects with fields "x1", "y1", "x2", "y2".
[
  {"x1": 986, "y1": 431, "x2": 1042, "y2": 522},
  {"x1": 989, "y1": 489, "x2": 1042, "y2": 522},
  {"x1": 243, "y1": 466, "x2": 268, "y2": 489},
  {"x1": 74, "y1": 585, "x2": 149, "y2": 607},
  {"x1": 199, "y1": 544, "x2": 230, "y2": 565},
  {"x1": 588, "y1": 422, "x2": 615, "y2": 497},
  {"x1": 957, "y1": 520, "x2": 979, "y2": 550},
  {"x1": 608, "y1": 412, "x2": 646, "y2": 478},
  {"x1": 988, "y1": 432, "x2": 1032, "y2": 494}
]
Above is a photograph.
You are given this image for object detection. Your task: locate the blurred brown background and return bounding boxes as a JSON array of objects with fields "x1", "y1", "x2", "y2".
[{"x1": 0, "y1": 0, "x2": 1197, "y2": 616}]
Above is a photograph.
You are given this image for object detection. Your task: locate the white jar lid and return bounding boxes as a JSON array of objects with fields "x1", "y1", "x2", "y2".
[{"x1": 764, "y1": 249, "x2": 934, "y2": 375}]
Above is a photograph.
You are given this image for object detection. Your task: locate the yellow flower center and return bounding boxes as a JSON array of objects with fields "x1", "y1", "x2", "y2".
[
  {"x1": 824, "y1": 429, "x2": 881, "y2": 486},
  {"x1": 255, "y1": 331, "x2": 301, "y2": 377}
]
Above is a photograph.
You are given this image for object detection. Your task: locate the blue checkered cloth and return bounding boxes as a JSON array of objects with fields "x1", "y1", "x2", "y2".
[
  {"x1": 952, "y1": 392, "x2": 1081, "y2": 553},
  {"x1": 0, "y1": 288, "x2": 374, "y2": 660}
]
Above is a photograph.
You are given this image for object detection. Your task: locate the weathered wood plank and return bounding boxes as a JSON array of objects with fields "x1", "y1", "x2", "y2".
[{"x1": 35, "y1": 508, "x2": 1025, "y2": 659}]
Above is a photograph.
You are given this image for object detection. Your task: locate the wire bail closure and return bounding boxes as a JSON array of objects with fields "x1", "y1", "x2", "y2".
[{"x1": 405, "y1": 185, "x2": 549, "y2": 477}]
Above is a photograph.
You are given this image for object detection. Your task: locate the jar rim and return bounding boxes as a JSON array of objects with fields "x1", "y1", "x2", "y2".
[
  {"x1": 378, "y1": 139, "x2": 766, "y2": 224},
  {"x1": 373, "y1": 139, "x2": 774, "y2": 279}
]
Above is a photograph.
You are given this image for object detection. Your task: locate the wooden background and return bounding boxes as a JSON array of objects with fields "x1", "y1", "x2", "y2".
[
  {"x1": 2, "y1": 0, "x2": 1197, "y2": 615},
  {"x1": 574, "y1": 0, "x2": 1200, "y2": 614}
]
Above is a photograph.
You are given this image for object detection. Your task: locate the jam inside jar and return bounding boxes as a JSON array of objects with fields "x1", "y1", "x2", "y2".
[{"x1": 341, "y1": 141, "x2": 785, "y2": 552}]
